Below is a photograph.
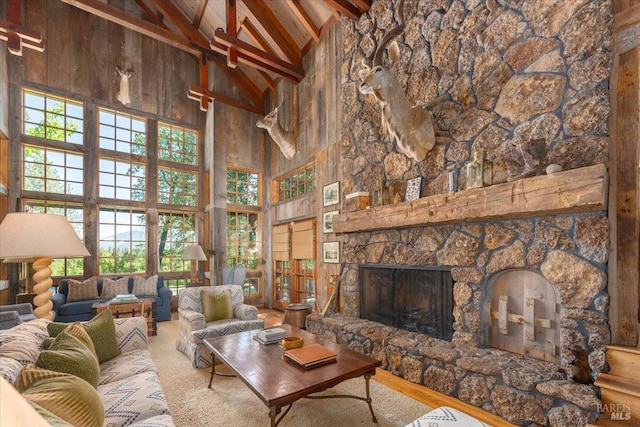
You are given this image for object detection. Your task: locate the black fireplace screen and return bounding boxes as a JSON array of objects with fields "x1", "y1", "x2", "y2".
[{"x1": 359, "y1": 265, "x2": 454, "y2": 341}]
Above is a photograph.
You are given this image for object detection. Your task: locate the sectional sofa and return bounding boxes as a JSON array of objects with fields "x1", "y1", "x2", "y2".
[
  {"x1": 51, "y1": 275, "x2": 172, "y2": 322},
  {"x1": 0, "y1": 313, "x2": 174, "y2": 426}
]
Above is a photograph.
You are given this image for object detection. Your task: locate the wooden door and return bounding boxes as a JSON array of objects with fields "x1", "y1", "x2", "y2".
[{"x1": 610, "y1": 2, "x2": 640, "y2": 347}]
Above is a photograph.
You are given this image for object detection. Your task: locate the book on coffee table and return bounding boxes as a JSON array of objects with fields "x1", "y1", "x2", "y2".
[{"x1": 284, "y1": 343, "x2": 337, "y2": 368}]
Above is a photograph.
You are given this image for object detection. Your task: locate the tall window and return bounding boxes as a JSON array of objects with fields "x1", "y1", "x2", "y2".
[
  {"x1": 227, "y1": 167, "x2": 261, "y2": 302},
  {"x1": 20, "y1": 87, "x2": 201, "y2": 288},
  {"x1": 23, "y1": 200, "x2": 84, "y2": 276},
  {"x1": 98, "y1": 207, "x2": 147, "y2": 274}
]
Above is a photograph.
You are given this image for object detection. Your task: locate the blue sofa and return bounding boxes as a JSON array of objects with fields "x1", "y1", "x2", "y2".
[{"x1": 51, "y1": 276, "x2": 172, "y2": 322}]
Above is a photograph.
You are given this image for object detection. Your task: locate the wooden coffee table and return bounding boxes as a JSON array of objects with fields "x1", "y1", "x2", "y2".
[
  {"x1": 203, "y1": 324, "x2": 381, "y2": 426},
  {"x1": 91, "y1": 297, "x2": 157, "y2": 336}
]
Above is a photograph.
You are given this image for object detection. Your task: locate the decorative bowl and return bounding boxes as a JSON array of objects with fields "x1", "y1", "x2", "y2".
[{"x1": 282, "y1": 336, "x2": 304, "y2": 350}]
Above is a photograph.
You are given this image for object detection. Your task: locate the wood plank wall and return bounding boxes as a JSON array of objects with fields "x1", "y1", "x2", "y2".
[
  {"x1": 0, "y1": 0, "x2": 8, "y2": 135},
  {"x1": 610, "y1": 1, "x2": 640, "y2": 347}
]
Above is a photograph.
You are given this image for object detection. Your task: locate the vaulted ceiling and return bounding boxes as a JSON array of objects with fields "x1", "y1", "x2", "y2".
[{"x1": 44, "y1": 0, "x2": 371, "y2": 114}]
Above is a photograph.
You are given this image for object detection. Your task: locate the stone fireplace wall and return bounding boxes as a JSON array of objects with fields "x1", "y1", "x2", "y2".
[{"x1": 310, "y1": 1, "x2": 614, "y2": 424}]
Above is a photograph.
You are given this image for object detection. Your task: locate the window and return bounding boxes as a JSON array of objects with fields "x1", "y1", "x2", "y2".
[
  {"x1": 99, "y1": 109, "x2": 146, "y2": 155},
  {"x1": 158, "y1": 123, "x2": 197, "y2": 165},
  {"x1": 22, "y1": 145, "x2": 83, "y2": 195},
  {"x1": 158, "y1": 167, "x2": 197, "y2": 206},
  {"x1": 158, "y1": 212, "x2": 197, "y2": 272},
  {"x1": 276, "y1": 162, "x2": 314, "y2": 201},
  {"x1": 23, "y1": 200, "x2": 85, "y2": 277},
  {"x1": 227, "y1": 167, "x2": 261, "y2": 301},
  {"x1": 23, "y1": 89, "x2": 83, "y2": 144},
  {"x1": 99, "y1": 157, "x2": 146, "y2": 200},
  {"x1": 99, "y1": 207, "x2": 147, "y2": 274},
  {"x1": 19, "y1": 86, "x2": 201, "y2": 291},
  {"x1": 227, "y1": 169, "x2": 259, "y2": 206}
]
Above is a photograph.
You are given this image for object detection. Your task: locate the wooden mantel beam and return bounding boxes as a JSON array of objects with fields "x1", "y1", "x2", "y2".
[{"x1": 333, "y1": 164, "x2": 608, "y2": 234}]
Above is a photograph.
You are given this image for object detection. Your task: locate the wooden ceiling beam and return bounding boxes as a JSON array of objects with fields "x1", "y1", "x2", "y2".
[
  {"x1": 285, "y1": 0, "x2": 320, "y2": 42},
  {"x1": 188, "y1": 85, "x2": 264, "y2": 115},
  {"x1": 323, "y1": 0, "x2": 363, "y2": 20},
  {"x1": 213, "y1": 29, "x2": 304, "y2": 82},
  {"x1": 0, "y1": 0, "x2": 44, "y2": 55},
  {"x1": 240, "y1": 0, "x2": 302, "y2": 67},
  {"x1": 192, "y1": 0, "x2": 208, "y2": 30},
  {"x1": 134, "y1": 0, "x2": 171, "y2": 30},
  {"x1": 146, "y1": 0, "x2": 264, "y2": 106},
  {"x1": 226, "y1": 0, "x2": 238, "y2": 68},
  {"x1": 350, "y1": 0, "x2": 372, "y2": 13},
  {"x1": 61, "y1": 0, "x2": 264, "y2": 110}
]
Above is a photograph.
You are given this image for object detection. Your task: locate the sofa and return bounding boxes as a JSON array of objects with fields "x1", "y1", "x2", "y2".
[
  {"x1": 0, "y1": 313, "x2": 174, "y2": 426},
  {"x1": 0, "y1": 303, "x2": 37, "y2": 330},
  {"x1": 51, "y1": 275, "x2": 172, "y2": 322},
  {"x1": 176, "y1": 285, "x2": 264, "y2": 368}
]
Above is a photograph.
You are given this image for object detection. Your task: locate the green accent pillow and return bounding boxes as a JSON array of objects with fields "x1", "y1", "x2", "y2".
[
  {"x1": 36, "y1": 331, "x2": 100, "y2": 388},
  {"x1": 48, "y1": 309, "x2": 121, "y2": 364},
  {"x1": 29, "y1": 402, "x2": 74, "y2": 426},
  {"x1": 201, "y1": 289, "x2": 233, "y2": 322},
  {"x1": 16, "y1": 365, "x2": 104, "y2": 427},
  {"x1": 63, "y1": 321, "x2": 98, "y2": 359}
]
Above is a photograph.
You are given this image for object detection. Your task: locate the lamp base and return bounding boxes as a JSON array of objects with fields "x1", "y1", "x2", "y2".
[{"x1": 32, "y1": 256, "x2": 53, "y2": 320}]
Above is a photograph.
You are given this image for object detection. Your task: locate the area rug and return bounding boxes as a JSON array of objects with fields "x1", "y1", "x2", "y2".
[{"x1": 148, "y1": 318, "x2": 432, "y2": 427}]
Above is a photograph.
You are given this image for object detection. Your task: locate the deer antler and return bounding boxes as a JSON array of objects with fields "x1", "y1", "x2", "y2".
[{"x1": 372, "y1": 0, "x2": 405, "y2": 66}]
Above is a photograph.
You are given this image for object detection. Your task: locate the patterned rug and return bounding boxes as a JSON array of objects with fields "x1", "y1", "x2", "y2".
[{"x1": 148, "y1": 317, "x2": 432, "y2": 427}]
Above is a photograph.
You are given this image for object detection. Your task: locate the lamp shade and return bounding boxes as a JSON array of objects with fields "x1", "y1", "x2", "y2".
[
  {"x1": 0, "y1": 213, "x2": 90, "y2": 259},
  {"x1": 182, "y1": 244, "x2": 207, "y2": 261}
]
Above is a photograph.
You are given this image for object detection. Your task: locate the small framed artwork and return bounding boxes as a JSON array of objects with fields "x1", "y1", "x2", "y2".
[
  {"x1": 323, "y1": 210, "x2": 339, "y2": 233},
  {"x1": 323, "y1": 181, "x2": 340, "y2": 207},
  {"x1": 405, "y1": 177, "x2": 422, "y2": 201},
  {"x1": 323, "y1": 241, "x2": 340, "y2": 264}
]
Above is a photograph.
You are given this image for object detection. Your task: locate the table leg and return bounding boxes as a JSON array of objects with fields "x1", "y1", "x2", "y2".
[
  {"x1": 208, "y1": 352, "x2": 215, "y2": 388},
  {"x1": 364, "y1": 373, "x2": 377, "y2": 423}
]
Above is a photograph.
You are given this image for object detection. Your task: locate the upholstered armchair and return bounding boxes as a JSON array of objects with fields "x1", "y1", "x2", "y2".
[
  {"x1": 0, "y1": 303, "x2": 37, "y2": 330},
  {"x1": 176, "y1": 285, "x2": 264, "y2": 368}
]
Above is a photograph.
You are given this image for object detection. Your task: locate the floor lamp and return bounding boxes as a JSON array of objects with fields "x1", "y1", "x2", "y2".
[
  {"x1": 0, "y1": 213, "x2": 90, "y2": 320},
  {"x1": 182, "y1": 244, "x2": 207, "y2": 284}
]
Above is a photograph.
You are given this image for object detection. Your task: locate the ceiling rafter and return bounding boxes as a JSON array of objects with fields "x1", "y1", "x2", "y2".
[
  {"x1": 350, "y1": 0, "x2": 372, "y2": 13},
  {"x1": 323, "y1": 0, "x2": 363, "y2": 20},
  {"x1": 284, "y1": 0, "x2": 320, "y2": 43},
  {"x1": 225, "y1": 0, "x2": 238, "y2": 68},
  {"x1": 1, "y1": 0, "x2": 44, "y2": 55},
  {"x1": 192, "y1": 0, "x2": 207, "y2": 30},
  {"x1": 240, "y1": 0, "x2": 302, "y2": 67},
  {"x1": 146, "y1": 0, "x2": 264, "y2": 107},
  {"x1": 134, "y1": 0, "x2": 171, "y2": 31}
]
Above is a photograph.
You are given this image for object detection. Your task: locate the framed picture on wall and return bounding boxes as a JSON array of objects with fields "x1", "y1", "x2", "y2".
[
  {"x1": 405, "y1": 177, "x2": 422, "y2": 201},
  {"x1": 323, "y1": 210, "x2": 339, "y2": 233},
  {"x1": 323, "y1": 241, "x2": 340, "y2": 264},
  {"x1": 323, "y1": 182, "x2": 339, "y2": 206}
]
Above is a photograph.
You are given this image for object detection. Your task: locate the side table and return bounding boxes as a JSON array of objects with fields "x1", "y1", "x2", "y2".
[{"x1": 91, "y1": 298, "x2": 157, "y2": 336}]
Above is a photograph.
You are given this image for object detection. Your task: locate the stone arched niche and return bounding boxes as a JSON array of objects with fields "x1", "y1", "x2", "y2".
[{"x1": 482, "y1": 269, "x2": 560, "y2": 364}]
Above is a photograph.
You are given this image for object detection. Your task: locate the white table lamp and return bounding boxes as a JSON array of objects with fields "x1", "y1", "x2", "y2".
[
  {"x1": 0, "y1": 213, "x2": 91, "y2": 320},
  {"x1": 182, "y1": 244, "x2": 207, "y2": 283}
]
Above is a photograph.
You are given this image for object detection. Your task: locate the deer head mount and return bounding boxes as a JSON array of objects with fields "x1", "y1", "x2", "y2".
[
  {"x1": 115, "y1": 66, "x2": 134, "y2": 106},
  {"x1": 358, "y1": 0, "x2": 437, "y2": 162},
  {"x1": 256, "y1": 106, "x2": 296, "y2": 160}
]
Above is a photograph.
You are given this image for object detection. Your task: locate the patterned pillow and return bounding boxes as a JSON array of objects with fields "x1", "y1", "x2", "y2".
[
  {"x1": 132, "y1": 275, "x2": 158, "y2": 296},
  {"x1": 48, "y1": 310, "x2": 121, "y2": 364},
  {"x1": 66, "y1": 276, "x2": 99, "y2": 302},
  {"x1": 100, "y1": 277, "x2": 129, "y2": 299},
  {"x1": 60, "y1": 322, "x2": 97, "y2": 359},
  {"x1": 201, "y1": 289, "x2": 233, "y2": 322},
  {"x1": 36, "y1": 331, "x2": 100, "y2": 388},
  {"x1": 29, "y1": 402, "x2": 73, "y2": 426},
  {"x1": 16, "y1": 365, "x2": 104, "y2": 427}
]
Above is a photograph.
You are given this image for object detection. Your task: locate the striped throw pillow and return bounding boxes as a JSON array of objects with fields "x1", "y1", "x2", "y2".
[
  {"x1": 100, "y1": 277, "x2": 129, "y2": 299},
  {"x1": 15, "y1": 365, "x2": 104, "y2": 427},
  {"x1": 66, "y1": 277, "x2": 99, "y2": 302},
  {"x1": 131, "y1": 275, "x2": 158, "y2": 296}
]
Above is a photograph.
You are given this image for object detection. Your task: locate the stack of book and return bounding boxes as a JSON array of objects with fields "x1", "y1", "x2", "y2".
[
  {"x1": 284, "y1": 343, "x2": 337, "y2": 369},
  {"x1": 109, "y1": 294, "x2": 139, "y2": 305},
  {"x1": 254, "y1": 327, "x2": 287, "y2": 345}
]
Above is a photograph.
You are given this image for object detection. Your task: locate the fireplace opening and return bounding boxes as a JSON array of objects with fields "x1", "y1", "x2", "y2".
[{"x1": 359, "y1": 265, "x2": 454, "y2": 341}]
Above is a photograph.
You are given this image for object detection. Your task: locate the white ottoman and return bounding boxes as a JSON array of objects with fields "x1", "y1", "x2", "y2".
[{"x1": 405, "y1": 406, "x2": 491, "y2": 427}]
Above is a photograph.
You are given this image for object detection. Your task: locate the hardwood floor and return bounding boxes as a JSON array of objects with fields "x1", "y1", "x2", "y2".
[{"x1": 258, "y1": 308, "x2": 516, "y2": 426}]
